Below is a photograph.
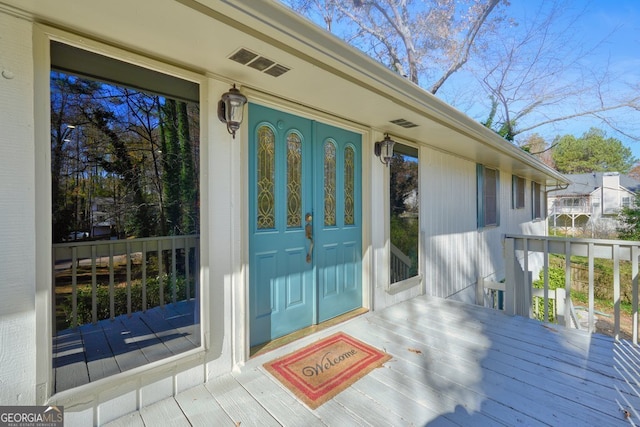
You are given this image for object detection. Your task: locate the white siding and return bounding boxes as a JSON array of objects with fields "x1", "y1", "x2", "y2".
[
  {"x1": 421, "y1": 147, "x2": 545, "y2": 302},
  {"x1": 0, "y1": 13, "x2": 36, "y2": 405}
]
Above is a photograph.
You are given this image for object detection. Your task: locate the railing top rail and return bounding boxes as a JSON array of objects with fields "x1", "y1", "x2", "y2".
[
  {"x1": 53, "y1": 234, "x2": 199, "y2": 248},
  {"x1": 504, "y1": 233, "x2": 640, "y2": 248}
]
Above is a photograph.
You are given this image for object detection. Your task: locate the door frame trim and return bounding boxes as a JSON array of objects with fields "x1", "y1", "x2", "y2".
[{"x1": 236, "y1": 89, "x2": 373, "y2": 364}]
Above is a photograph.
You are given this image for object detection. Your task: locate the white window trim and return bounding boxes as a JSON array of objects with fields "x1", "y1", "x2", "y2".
[{"x1": 34, "y1": 24, "x2": 209, "y2": 406}]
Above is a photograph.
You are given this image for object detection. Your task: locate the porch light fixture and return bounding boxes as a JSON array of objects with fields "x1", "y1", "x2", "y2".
[
  {"x1": 217, "y1": 84, "x2": 247, "y2": 139},
  {"x1": 374, "y1": 133, "x2": 396, "y2": 166}
]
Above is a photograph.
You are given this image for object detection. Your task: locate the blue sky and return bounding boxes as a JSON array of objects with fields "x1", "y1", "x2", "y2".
[
  {"x1": 562, "y1": 0, "x2": 639, "y2": 142},
  {"x1": 508, "y1": 0, "x2": 640, "y2": 159}
]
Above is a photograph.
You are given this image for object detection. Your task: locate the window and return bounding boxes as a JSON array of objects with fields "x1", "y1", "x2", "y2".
[
  {"x1": 512, "y1": 175, "x2": 525, "y2": 209},
  {"x1": 477, "y1": 165, "x2": 500, "y2": 228},
  {"x1": 622, "y1": 196, "x2": 631, "y2": 208},
  {"x1": 532, "y1": 181, "x2": 542, "y2": 219},
  {"x1": 390, "y1": 143, "x2": 419, "y2": 283},
  {"x1": 51, "y1": 42, "x2": 201, "y2": 392}
]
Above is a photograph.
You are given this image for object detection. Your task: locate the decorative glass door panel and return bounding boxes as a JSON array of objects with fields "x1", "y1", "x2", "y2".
[
  {"x1": 314, "y1": 123, "x2": 362, "y2": 323},
  {"x1": 249, "y1": 104, "x2": 362, "y2": 346}
]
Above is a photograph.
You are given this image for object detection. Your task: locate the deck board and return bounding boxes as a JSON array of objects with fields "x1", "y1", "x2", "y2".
[
  {"x1": 119, "y1": 311, "x2": 173, "y2": 363},
  {"x1": 54, "y1": 300, "x2": 200, "y2": 393},
  {"x1": 174, "y1": 385, "x2": 234, "y2": 427},
  {"x1": 80, "y1": 323, "x2": 120, "y2": 383},
  {"x1": 369, "y1": 304, "x2": 640, "y2": 415},
  {"x1": 205, "y1": 375, "x2": 281, "y2": 426},
  {"x1": 52, "y1": 330, "x2": 89, "y2": 391},
  {"x1": 139, "y1": 398, "x2": 191, "y2": 427},
  {"x1": 103, "y1": 295, "x2": 638, "y2": 426},
  {"x1": 233, "y1": 368, "x2": 325, "y2": 427},
  {"x1": 376, "y1": 299, "x2": 634, "y2": 423}
]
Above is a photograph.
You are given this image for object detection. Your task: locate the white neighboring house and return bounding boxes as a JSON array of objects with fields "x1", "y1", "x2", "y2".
[
  {"x1": 0, "y1": 1, "x2": 568, "y2": 425},
  {"x1": 89, "y1": 196, "x2": 117, "y2": 239},
  {"x1": 548, "y1": 172, "x2": 640, "y2": 237}
]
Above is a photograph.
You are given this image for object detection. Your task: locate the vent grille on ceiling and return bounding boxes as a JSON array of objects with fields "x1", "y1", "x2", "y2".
[
  {"x1": 390, "y1": 118, "x2": 419, "y2": 128},
  {"x1": 228, "y1": 48, "x2": 290, "y2": 77}
]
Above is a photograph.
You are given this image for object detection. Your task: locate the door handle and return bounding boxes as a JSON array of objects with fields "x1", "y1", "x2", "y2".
[{"x1": 305, "y1": 213, "x2": 313, "y2": 263}]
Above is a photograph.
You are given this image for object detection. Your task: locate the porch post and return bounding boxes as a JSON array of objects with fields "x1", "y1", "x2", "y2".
[{"x1": 504, "y1": 237, "x2": 516, "y2": 315}]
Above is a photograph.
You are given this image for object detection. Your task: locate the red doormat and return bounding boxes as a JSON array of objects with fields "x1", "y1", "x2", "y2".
[{"x1": 264, "y1": 332, "x2": 391, "y2": 409}]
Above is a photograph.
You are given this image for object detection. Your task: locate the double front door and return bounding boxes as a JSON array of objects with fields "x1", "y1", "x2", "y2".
[{"x1": 249, "y1": 104, "x2": 362, "y2": 346}]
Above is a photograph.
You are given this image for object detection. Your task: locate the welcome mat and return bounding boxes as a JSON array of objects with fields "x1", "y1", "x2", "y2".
[{"x1": 264, "y1": 332, "x2": 391, "y2": 409}]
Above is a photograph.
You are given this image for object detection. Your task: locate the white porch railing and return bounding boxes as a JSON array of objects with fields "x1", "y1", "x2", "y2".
[
  {"x1": 53, "y1": 235, "x2": 198, "y2": 330},
  {"x1": 499, "y1": 234, "x2": 639, "y2": 345},
  {"x1": 390, "y1": 243, "x2": 412, "y2": 284}
]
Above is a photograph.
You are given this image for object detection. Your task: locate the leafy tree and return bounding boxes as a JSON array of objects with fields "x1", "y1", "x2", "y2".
[
  {"x1": 389, "y1": 153, "x2": 418, "y2": 215},
  {"x1": 551, "y1": 128, "x2": 635, "y2": 174},
  {"x1": 160, "y1": 99, "x2": 182, "y2": 235},
  {"x1": 629, "y1": 163, "x2": 640, "y2": 181},
  {"x1": 178, "y1": 102, "x2": 198, "y2": 234},
  {"x1": 617, "y1": 193, "x2": 640, "y2": 241},
  {"x1": 50, "y1": 70, "x2": 199, "y2": 241},
  {"x1": 518, "y1": 133, "x2": 554, "y2": 169},
  {"x1": 160, "y1": 100, "x2": 198, "y2": 235}
]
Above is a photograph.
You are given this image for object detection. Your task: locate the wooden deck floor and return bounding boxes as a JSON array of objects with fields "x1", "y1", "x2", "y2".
[
  {"x1": 104, "y1": 295, "x2": 639, "y2": 426},
  {"x1": 54, "y1": 300, "x2": 200, "y2": 393}
]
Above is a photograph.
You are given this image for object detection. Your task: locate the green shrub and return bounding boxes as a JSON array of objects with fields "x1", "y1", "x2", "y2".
[{"x1": 60, "y1": 274, "x2": 196, "y2": 328}]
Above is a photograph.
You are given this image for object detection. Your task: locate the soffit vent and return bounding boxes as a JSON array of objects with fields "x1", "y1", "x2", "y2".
[
  {"x1": 390, "y1": 118, "x2": 419, "y2": 128},
  {"x1": 228, "y1": 48, "x2": 291, "y2": 77}
]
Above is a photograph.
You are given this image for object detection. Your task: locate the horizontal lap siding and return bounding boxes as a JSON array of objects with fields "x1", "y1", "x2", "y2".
[
  {"x1": 421, "y1": 147, "x2": 545, "y2": 299},
  {"x1": 0, "y1": 13, "x2": 37, "y2": 404}
]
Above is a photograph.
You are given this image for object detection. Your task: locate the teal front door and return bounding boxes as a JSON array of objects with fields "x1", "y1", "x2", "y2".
[{"x1": 249, "y1": 104, "x2": 362, "y2": 347}]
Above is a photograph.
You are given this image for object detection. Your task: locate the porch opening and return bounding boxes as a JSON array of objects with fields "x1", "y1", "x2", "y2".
[{"x1": 50, "y1": 42, "x2": 201, "y2": 393}]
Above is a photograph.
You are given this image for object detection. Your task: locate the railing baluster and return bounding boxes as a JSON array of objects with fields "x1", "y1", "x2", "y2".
[
  {"x1": 564, "y1": 240, "x2": 571, "y2": 328},
  {"x1": 588, "y1": 242, "x2": 595, "y2": 333},
  {"x1": 71, "y1": 247, "x2": 77, "y2": 328},
  {"x1": 53, "y1": 234, "x2": 199, "y2": 329},
  {"x1": 172, "y1": 236, "x2": 177, "y2": 304},
  {"x1": 633, "y1": 246, "x2": 639, "y2": 346},
  {"x1": 185, "y1": 237, "x2": 191, "y2": 302},
  {"x1": 543, "y1": 239, "x2": 549, "y2": 323},
  {"x1": 158, "y1": 239, "x2": 164, "y2": 308},
  {"x1": 613, "y1": 244, "x2": 620, "y2": 341},
  {"x1": 91, "y1": 245, "x2": 97, "y2": 325},
  {"x1": 109, "y1": 244, "x2": 114, "y2": 320},
  {"x1": 126, "y1": 241, "x2": 132, "y2": 317},
  {"x1": 523, "y1": 238, "x2": 529, "y2": 318},
  {"x1": 142, "y1": 241, "x2": 147, "y2": 312},
  {"x1": 501, "y1": 234, "x2": 640, "y2": 340},
  {"x1": 504, "y1": 237, "x2": 516, "y2": 316}
]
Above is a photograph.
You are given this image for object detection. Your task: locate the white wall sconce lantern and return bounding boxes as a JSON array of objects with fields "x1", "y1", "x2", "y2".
[
  {"x1": 374, "y1": 133, "x2": 396, "y2": 166},
  {"x1": 217, "y1": 84, "x2": 247, "y2": 139}
]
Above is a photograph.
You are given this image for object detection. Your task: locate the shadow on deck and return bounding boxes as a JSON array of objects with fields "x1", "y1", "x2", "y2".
[
  {"x1": 96, "y1": 295, "x2": 638, "y2": 426},
  {"x1": 53, "y1": 300, "x2": 200, "y2": 393}
]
